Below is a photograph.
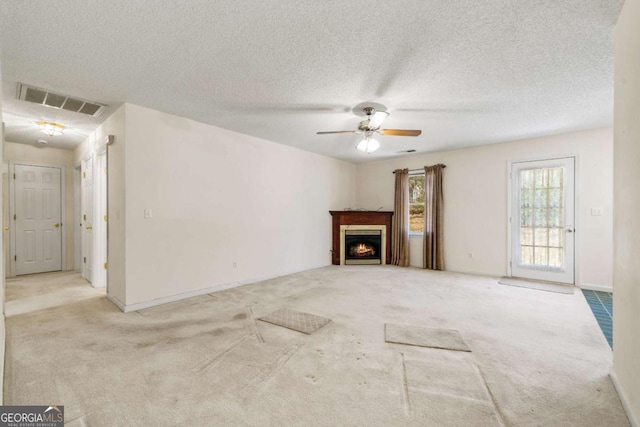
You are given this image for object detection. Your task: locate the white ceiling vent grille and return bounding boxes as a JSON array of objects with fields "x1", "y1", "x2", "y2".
[{"x1": 16, "y1": 83, "x2": 107, "y2": 117}]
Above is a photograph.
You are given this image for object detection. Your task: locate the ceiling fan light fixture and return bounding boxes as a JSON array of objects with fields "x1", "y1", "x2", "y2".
[
  {"x1": 356, "y1": 136, "x2": 380, "y2": 153},
  {"x1": 38, "y1": 121, "x2": 64, "y2": 136}
]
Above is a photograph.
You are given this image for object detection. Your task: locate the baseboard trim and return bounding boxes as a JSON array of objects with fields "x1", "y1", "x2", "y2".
[
  {"x1": 122, "y1": 281, "x2": 242, "y2": 313},
  {"x1": 610, "y1": 370, "x2": 639, "y2": 427},
  {"x1": 439, "y1": 268, "x2": 501, "y2": 279},
  {"x1": 114, "y1": 263, "x2": 330, "y2": 313},
  {"x1": 106, "y1": 294, "x2": 126, "y2": 312},
  {"x1": 579, "y1": 283, "x2": 614, "y2": 293}
]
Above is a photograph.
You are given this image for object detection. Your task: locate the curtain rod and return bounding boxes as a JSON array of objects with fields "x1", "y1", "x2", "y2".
[{"x1": 392, "y1": 165, "x2": 446, "y2": 174}]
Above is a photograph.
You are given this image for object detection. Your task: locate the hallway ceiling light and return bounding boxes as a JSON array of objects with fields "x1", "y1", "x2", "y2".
[{"x1": 38, "y1": 121, "x2": 64, "y2": 136}]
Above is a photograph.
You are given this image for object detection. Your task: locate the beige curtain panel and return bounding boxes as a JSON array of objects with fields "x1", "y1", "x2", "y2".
[
  {"x1": 391, "y1": 168, "x2": 410, "y2": 267},
  {"x1": 424, "y1": 164, "x2": 445, "y2": 270}
]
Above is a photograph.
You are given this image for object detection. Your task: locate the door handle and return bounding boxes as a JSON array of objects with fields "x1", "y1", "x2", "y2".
[
  {"x1": 565, "y1": 227, "x2": 575, "y2": 233},
  {"x1": 86, "y1": 225, "x2": 93, "y2": 230},
  {"x1": 54, "y1": 223, "x2": 60, "y2": 228}
]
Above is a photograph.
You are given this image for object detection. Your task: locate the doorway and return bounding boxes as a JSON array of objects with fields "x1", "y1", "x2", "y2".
[
  {"x1": 10, "y1": 162, "x2": 65, "y2": 275},
  {"x1": 81, "y1": 156, "x2": 93, "y2": 282},
  {"x1": 93, "y1": 149, "x2": 107, "y2": 289},
  {"x1": 510, "y1": 157, "x2": 575, "y2": 284},
  {"x1": 79, "y1": 151, "x2": 107, "y2": 289}
]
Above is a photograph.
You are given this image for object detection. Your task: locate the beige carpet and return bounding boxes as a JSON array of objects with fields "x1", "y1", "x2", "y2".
[{"x1": 4, "y1": 266, "x2": 629, "y2": 426}]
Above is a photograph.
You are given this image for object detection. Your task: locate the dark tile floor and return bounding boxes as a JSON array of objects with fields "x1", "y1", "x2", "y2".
[{"x1": 582, "y1": 290, "x2": 613, "y2": 348}]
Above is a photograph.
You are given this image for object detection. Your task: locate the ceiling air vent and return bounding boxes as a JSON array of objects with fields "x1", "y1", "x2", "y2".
[{"x1": 16, "y1": 83, "x2": 108, "y2": 117}]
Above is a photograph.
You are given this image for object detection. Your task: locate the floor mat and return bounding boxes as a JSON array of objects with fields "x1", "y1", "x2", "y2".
[
  {"x1": 499, "y1": 277, "x2": 574, "y2": 294},
  {"x1": 385, "y1": 323, "x2": 471, "y2": 352},
  {"x1": 258, "y1": 308, "x2": 332, "y2": 335},
  {"x1": 582, "y1": 290, "x2": 613, "y2": 348}
]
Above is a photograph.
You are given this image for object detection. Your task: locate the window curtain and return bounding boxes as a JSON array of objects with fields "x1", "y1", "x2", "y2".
[
  {"x1": 423, "y1": 164, "x2": 445, "y2": 270},
  {"x1": 391, "y1": 168, "x2": 410, "y2": 267}
]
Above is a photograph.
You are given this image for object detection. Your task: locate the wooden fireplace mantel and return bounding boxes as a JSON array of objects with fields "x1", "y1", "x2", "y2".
[{"x1": 329, "y1": 210, "x2": 394, "y2": 265}]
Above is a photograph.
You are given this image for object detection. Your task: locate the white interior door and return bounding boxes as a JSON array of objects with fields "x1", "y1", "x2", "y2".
[
  {"x1": 81, "y1": 157, "x2": 94, "y2": 282},
  {"x1": 511, "y1": 157, "x2": 575, "y2": 284},
  {"x1": 13, "y1": 164, "x2": 63, "y2": 275}
]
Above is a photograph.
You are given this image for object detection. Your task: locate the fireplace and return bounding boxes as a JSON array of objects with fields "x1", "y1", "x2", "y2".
[
  {"x1": 338, "y1": 224, "x2": 387, "y2": 265},
  {"x1": 344, "y1": 230, "x2": 382, "y2": 265},
  {"x1": 330, "y1": 211, "x2": 393, "y2": 265}
]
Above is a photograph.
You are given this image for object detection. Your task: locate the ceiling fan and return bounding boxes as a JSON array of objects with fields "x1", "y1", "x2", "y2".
[{"x1": 316, "y1": 106, "x2": 421, "y2": 153}]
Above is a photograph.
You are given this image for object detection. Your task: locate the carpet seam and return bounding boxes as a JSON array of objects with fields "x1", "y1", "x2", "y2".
[
  {"x1": 475, "y1": 363, "x2": 507, "y2": 427},
  {"x1": 400, "y1": 352, "x2": 411, "y2": 417}
]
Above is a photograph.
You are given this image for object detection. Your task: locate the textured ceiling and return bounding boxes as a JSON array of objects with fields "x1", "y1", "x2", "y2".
[{"x1": 0, "y1": 1, "x2": 623, "y2": 162}]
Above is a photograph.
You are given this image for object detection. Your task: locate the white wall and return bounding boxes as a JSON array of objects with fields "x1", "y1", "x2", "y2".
[
  {"x1": 123, "y1": 104, "x2": 355, "y2": 306},
  {"x1": 356, "y1": 128, "x2": 613, "y2": 288},
  {"x1": 3, "y1": 142, "x2": 75, "y2": 273},
  {"x1": 613, "y1": 0, "x2": 640, "y2": 423},
  {"x1": 74, "y1": 105, "x2": 126, "y2": 304},
  {"x1": 76, "y1": 103, "x2": 356, "y2": 308}
]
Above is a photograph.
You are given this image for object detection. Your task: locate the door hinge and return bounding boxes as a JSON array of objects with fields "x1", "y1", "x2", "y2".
[
  {"x1": 104, "y1": 167, "x2": 107, "y2": 174},
  {"x1": 13, "y1": 214, "x2": 16, "y2": 220},
  {"x1": 83, "y1": 257, "x2": 86, "y2": 264},
  {"x1": 104, "y1": 215, "x2": 108, "y2": 221},
  {"x1": 83, "y1": 214, "x2": 86, "y2": 221},
  {"x1": 104, "y1": 262, "x2": 108, "y2": 269},
  {"x1": 13, "y1": 173, "x2": 16, "y2": 179},
  {"x1": 83, "y1": 172, "x2": 86, "y2": 178},
  {"x1": 14, "y1": 255, "x2": 17, "y2": 261}
]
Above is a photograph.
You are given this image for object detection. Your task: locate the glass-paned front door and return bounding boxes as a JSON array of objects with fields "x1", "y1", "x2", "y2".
[{"x1": 511, "y1": 158, "x2": 575, "y2": 284}]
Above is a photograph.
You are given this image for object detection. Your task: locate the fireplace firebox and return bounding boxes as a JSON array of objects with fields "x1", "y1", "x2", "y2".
[{"x1": 344, "y1": 230, "x2": 382, "y2": 265}]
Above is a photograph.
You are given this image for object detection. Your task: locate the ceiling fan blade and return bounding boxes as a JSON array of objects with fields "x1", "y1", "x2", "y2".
[
  {"x1": 316, "y1": 130, "x2": 357, "y2": 135},
  {"x1": 368, "y1": 111, "x2": 389, "y2": 129},
  {"x1": 379, "y1": 129, "x2": 422, "y2": 137}
]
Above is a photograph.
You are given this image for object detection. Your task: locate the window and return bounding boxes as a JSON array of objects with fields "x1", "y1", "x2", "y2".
[
  {"x1": 518, "y1": 167, "x2": 565, "y2": 269},
  {"x1": 409, "y1": 173, "x2": 425, "y2": 233}
]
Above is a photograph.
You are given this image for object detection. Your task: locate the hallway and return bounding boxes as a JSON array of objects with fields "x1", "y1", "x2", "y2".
[{"x1": 4, "y1": 271, "x2": 105, "y2": 317}]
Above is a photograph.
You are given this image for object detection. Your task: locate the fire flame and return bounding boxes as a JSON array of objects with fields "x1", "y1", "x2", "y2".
[{"x1": 354, "y1": 243, "x2": 375, "y2": 257}]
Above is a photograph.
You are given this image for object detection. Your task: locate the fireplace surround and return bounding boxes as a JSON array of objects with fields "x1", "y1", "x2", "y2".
[{"x1": 329, "y1": 211, "x2": 394, "y2": 265}]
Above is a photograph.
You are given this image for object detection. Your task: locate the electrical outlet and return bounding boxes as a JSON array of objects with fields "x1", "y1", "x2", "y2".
[
  {"x1": 468, "y1": 252, "x2": 473, "y2": 259},
  {"x1": 232, "y1": 261, "x2": 237, "y2": 268},
  {"x1": 591, "y1": 207, "x2": 603, "y2": 216},
  {"x1": 144, "y1": 209, "x2": 153, "y2": 219}
]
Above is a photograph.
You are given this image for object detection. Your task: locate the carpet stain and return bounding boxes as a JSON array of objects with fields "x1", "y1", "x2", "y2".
[
  {"x1": 233, "y1": 313, "x2": 247, "y2": 320},
  {"x1": 135, "y1": 342, "x2": 155, "y2": 349}
]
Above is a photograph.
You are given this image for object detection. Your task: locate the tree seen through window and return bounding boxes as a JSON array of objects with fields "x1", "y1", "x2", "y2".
[{"x1": 409, "y1": 174, "x2": 425, "y2": 233}]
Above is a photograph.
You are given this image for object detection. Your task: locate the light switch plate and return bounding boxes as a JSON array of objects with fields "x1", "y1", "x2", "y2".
[{"x1": 590, "y1": 207, "x2": 603, "y2": 216}]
